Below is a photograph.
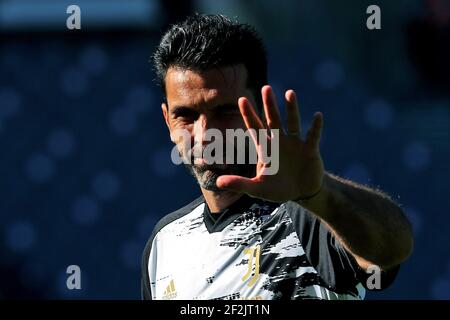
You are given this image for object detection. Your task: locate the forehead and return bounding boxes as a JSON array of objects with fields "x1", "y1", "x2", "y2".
[{"x1": 165, "y1": 64, "x2": 248, "y2": 107}]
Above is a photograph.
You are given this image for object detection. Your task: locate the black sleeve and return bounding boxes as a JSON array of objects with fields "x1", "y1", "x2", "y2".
[
  {"x1": 141, "y1": 277, "x2": 152, "y2": 300},
  {"x1": 285, "y1": 201, "x2": 399, "y2": 293},
  {"x1": 141, "y1": 227, "x2": 155, "y2": 300}
]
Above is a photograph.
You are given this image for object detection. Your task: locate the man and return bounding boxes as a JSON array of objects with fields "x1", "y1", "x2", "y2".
[{"x1": 141, "y1": 14, "x2": 413, "y2": 300}]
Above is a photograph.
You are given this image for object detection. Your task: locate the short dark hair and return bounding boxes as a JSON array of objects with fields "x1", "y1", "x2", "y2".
[{"x1": 152, "y1": 14, "x2": 267, "y2": 109}]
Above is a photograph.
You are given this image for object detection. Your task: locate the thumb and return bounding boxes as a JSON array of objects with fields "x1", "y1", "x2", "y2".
[{"x1": 216, "y1": 175, "x2": 258, "y2": 194}]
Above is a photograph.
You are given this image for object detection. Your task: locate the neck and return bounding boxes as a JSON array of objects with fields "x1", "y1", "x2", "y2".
[{"x1": 201, "y1": 188, "x2": 243, "y2": 213}]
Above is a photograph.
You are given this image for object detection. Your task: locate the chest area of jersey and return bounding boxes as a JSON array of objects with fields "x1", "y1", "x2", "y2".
[{"x1": 153, "y1": 214, "x2": 314, "y2": 300}]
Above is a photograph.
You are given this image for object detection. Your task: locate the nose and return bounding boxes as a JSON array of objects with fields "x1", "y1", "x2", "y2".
[{"x1": 193, "y1": 114, "x2": 210, "y2": 146}]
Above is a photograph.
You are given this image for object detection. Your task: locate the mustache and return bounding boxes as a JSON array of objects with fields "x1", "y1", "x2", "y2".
[
  {"x1": 191, "y1": 163, "x2": 228, "y2": 174},
  {"x1": 181, "y1": 143, "x2": 235, "y2": 163}
]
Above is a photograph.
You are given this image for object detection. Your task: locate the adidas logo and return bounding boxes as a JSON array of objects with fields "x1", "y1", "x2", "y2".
[{"x1": 162, "y1": 279, "x2": 177, "y2": 300}]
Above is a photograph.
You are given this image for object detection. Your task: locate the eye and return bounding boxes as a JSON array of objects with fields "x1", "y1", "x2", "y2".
[{"x1": 172, "y1": 108, "x2": 198, "y2": 121}]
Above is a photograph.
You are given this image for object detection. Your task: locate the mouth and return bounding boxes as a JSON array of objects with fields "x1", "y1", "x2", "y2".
[
  {"x1": 186, "y1": 146, "x2": 229, "y2": 167},
  {"x1": 194, "y1": 162, "x2": 228, "y2": 172},
  {"x1": 193, "y1": 157, "x2": 227, "y2": 168}
]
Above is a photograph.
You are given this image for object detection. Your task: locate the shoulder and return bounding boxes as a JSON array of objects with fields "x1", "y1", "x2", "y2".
[
  {"x1": 141, "y1": 195, "x2": 205, "y2": 261},
  {"x1": 281, "y1": 200, "x2": 399, "y2": 293},
  {"x1": 144, "y1": 195, "x2": 205, "y2": 250},
  {"x1": 281, "y1": 200, "x2": 318, "y2": 227},
  {"x1": 152, "y1": 195, "x2": 205, "y2": 236}
]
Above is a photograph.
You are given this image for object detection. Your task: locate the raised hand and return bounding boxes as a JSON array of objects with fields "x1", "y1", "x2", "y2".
[{"x1": 216, "y1": 85, "x2": 324, "y2": 203}]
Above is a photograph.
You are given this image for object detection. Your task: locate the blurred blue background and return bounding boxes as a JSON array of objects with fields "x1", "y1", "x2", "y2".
[{"x1": 0, "y1": 0, "x2": 449, "y2": 299}]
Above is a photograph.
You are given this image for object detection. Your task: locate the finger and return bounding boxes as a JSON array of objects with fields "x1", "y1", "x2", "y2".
[
  {"x1": 285, "y1": 89, "x2": 301, "y2": 137},
  {"x1": 216, "y1": 175, "x2": 259, "y2": 195},
  {"x1": 262, "y1": 85, "x2": 283, "y2": 131},
  {"x1": 305, "y1": 112, "x2": 323, "y2": 150},
  {"x1": 238, "y1": 97, "x2": 266, "y2": 146},
  {"x1": 238, "y1": 97, "x2": 264, "y2": 130}
]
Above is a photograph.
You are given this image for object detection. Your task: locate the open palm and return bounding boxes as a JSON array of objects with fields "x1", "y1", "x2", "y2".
[{"x1": 216, "y1": 85, "x2": 325, "y2": 203}]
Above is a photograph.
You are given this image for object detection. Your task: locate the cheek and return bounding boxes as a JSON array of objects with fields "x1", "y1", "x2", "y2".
[
  {"x1": 169, "y1": 123, "x2": 193, "y2": 144},
  {"x1": 170, "y1": 131, "x2": 194, "y2": 159},
  {"x1": 169, "y1": 119, "x2": 194, "y2": 132}
]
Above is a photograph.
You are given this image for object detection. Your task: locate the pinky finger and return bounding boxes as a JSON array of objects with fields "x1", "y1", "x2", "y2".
[{"x1": 305, "y1": 112, "x2": 323, "y2": 150}]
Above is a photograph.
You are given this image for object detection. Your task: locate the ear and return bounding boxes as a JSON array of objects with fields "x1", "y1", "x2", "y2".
[
  {"x1": 162, "y1": 102, "x2": 177, "y2": 144},
  {"x1": 161, "y1": 102, "x2": 170, "y2": 131}
]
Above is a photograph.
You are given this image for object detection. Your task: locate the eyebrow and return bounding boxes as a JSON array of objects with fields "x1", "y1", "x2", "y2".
[
  {"x1": 170, "y1": 103, "x2": 239, "y2": 114},
  {"x1": 170, "y1": 106, "x2": 194, "y2": 114}
]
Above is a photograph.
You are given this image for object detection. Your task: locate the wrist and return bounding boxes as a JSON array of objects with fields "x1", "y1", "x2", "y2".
[
  {"x1": 292, "y1": 179, "x2": 324, "y2": 203},
  {"x1": 294, "y1": 175, "x2": 331, "y2": 216}
]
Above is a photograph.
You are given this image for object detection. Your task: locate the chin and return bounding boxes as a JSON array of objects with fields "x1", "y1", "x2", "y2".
[{"x1": 198, "y1": 171, "x2": 223, "y2": 192}]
